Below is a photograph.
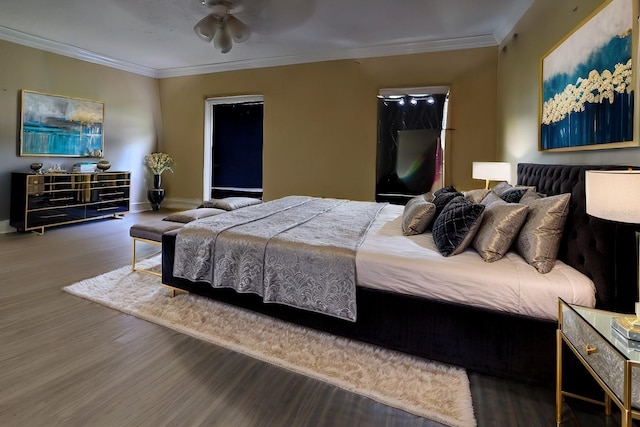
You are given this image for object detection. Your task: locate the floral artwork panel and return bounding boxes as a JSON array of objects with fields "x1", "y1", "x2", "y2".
[
  {"x1": 20, "y1": 90, "x2": 104, "y2": 157},
  {"x1": 540, "y1": 0, "x2": 635, "y2": 151}
]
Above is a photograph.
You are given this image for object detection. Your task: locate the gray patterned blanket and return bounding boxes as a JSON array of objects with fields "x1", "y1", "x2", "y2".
[{"x1": 173, "y1": 196, "x2": 385, "y2": 321}]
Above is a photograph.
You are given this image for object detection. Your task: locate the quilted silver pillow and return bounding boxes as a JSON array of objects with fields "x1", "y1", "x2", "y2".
[
  {"x1": 515, "y1": 193, "x2": 571, "y2": 274},
  {"x1": 519, "y1": 189, "x2": 543, "y2": 204},
  {"x1": 463, "y1": 188, "x2": 490, "y2": 204},
  {"x1": 402, "y1": 195, "x2": 436, "y2": 235},
  {"x1": 472, "y1": 195, "x2": 528, "y2": 262},
  {"x1": 492, "y1": 181, "x2": 512, "y2": 196}
]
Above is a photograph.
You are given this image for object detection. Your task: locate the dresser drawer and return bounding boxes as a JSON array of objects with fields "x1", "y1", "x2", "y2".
[
  {"x1": 563, "y1": 309, "x2": 640, "y2": 408},
  {"x1": 27, "y1": 206, "x2": 86, "y2": 227}
]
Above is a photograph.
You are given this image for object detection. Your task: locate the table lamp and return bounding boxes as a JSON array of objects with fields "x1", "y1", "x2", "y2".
[
  {"x1": 472, "y1": 162, "x2": 511, "y2": 189},
  {"x1": 585, "y1": 170, "x2": 640, "y2": 329}
]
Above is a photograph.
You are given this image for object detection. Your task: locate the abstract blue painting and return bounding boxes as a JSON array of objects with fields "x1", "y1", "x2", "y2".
[
  {"x1": 20, "y1": 90, "x2": 104, "y2": 157},
  {"x1": 540, "y1": 0, "x2": 635, "y2": 151}
]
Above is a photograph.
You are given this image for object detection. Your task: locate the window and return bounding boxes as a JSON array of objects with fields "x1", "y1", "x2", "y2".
[{"x1": 376, "y1": 86, "x2": 449, "y2": 204}]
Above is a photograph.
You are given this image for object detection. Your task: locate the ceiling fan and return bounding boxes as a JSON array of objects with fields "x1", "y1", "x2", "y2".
[{"x1": 194, "y1": 0, "x2": 251, "y2": 54}]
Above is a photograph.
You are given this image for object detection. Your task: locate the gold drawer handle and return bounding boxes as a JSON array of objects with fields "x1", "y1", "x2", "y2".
[{"x1": 586, "y1": 344, "x2": 597, "y2": 355}]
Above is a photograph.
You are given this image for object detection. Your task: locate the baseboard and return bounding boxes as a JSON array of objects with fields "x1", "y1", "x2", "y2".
[
  {"x1": 0, "y1": 220, "x2": 16, "y2": 234},
  {"x1": 162, "y1": 197, "x2": 202, "y2": 210},
  {"x1": 129, "y1": 201, "x2": 150, "y2": 213}
]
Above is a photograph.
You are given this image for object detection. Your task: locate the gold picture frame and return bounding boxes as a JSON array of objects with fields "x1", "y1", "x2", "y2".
[
  {"x1": 20, "y1": 90, "x2": 104, "y2": 157},
  {"x1": 539, "y1": 0, "x2": 638, "y2": 152}
]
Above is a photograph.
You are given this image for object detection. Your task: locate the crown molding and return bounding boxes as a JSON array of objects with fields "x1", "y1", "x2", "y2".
[
  {"x1": 157, "y1": 34, "x2": 498, "y2": 78},
  {"x1": 493, "y1": 0, "x2": 534, "y2": 43},
  {"x1": 0, "y1": 26, "x2": 159, "y2": 78},
  {"x1": 0, "y1": 24, "x2": 498, "y2": 79}
]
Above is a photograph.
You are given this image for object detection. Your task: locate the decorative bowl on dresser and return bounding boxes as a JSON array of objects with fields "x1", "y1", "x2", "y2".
[{"x1": 10, "y1": 171, "x2": 131, "y2": 234}]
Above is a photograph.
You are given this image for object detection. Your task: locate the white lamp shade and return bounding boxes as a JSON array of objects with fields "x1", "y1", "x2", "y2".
[
  {"x1": 226, "y1": 15, "x2": 251, "y2": 43},
  {"x1": 213, "y1": 22, "x2": 232, "y2": 53},
  {"x1": 194, "y1": 14, "x2": 218, "y2": 43},
  {"x1": 585, "y1": 170, "x2": 640, "y2": 223},
  {"x1": 472, "y1": 162, "x2": 511, "y2": 182}
]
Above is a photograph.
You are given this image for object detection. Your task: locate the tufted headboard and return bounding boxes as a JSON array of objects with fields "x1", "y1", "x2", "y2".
[{"x1": 517, "y1": 163, "x2": 638, "y2": 312}]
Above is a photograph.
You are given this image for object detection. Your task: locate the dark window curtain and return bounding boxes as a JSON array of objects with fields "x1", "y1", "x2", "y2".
[
  {"x1": 376, "y1": 94, "x2": 447, "y2": 203},
  {"x1": 212, "y1": 103, "x2": 263, "y2": 198}
]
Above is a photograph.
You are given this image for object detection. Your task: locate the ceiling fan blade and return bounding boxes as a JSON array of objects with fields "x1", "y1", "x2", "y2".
[{"x1": 194, "y1": 14, "x2": 218, "y2": 43}]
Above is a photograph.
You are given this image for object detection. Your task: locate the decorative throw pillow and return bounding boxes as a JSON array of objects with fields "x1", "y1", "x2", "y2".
[
  {"x1": 492, "y1": 182, "x2": 512, "y2": 196},
  {"x1": 519, "y1": 190, "x2": 544, "y2": 204},
  {"x1": 492, "y1": 181, "x2": 533, "y2": 203},
  {"x1": 163, "y1": 207, "x2": 226, "y2": 223},
  {"x1": 472, "y1": 198, "x2": 529, "y2": 262},
  {"x1": 463, "y1": 188, "x2": 490, "y2": 204},
  {"x1": 516, "y1": 193, "x2": 571, "y2": 274},
  {"x1": 433, "y1": 186, "x2": 458, "y2": 196},
  {"x1": 433, "y1": 191, "x2": 463, "y2": 214},
  {"x1": 432, "y1": 196, "x2": 486, "y2": 257},
  {"x1": 479, "y1": 191, "x2": 501, "y2": 206},
  {"x1": 500, "y1": 188, "x2": 529, "y2": 203},
  {"x1": 199, "y1": 197, "x2": 262, "y2": 211},
  {"x1": 422, "y1": 192, "x2": 435, "y2": 203},
  {"x1": 402, "y1": 196, "x2": 437, "y2": 235}
]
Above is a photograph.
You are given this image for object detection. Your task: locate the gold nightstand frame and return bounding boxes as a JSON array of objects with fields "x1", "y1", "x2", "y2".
[{"x1": 557, "y1": 299, "x2": 640, "y2": 426}]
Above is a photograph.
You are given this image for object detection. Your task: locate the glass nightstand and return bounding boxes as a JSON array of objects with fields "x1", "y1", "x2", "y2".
[{"x1": 557, "y1": 298, "x2": 640, "y2": 426}]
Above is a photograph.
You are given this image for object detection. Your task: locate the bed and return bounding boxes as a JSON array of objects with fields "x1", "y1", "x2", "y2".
[{"x1": 162, "y1": 163, "x2": 638, "y2": 386}]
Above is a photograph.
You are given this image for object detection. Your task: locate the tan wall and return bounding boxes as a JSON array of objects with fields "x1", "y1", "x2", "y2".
[
  {"x1": 0, "y1": 40, "x2": 162, "y2": 223},
  {"x1": 0, "y1": 38, "x2": 498, "y2": 224},
  {"x1": 159, "y1": 47, "x2": 498, "y2": 203},
  {"x1": 4, "y1": 0, "x2": 637, "y2": 224},
  {"x1": 497, "y1": 0, "x2": 640, "y2": 172}
]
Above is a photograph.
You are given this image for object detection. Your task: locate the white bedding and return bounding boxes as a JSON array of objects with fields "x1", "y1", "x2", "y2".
[{"x1": 356, "y1": 204, "x2": 596, "y2": 320}]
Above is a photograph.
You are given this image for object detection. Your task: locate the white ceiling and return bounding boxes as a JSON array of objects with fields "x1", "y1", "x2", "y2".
[{"x1": 0, "y1": 0, "x2": 533, "y2": 78}]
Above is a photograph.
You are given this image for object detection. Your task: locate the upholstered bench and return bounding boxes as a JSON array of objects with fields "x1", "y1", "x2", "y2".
[
  {"x1": 129, "y1": 220, "x2": 184, "y2": 276},
  {"x1": 129, "y1": 199, "x2": 261, "y2": 295},
  {"x1": 129, "y1": 201, "x2": 259, "y2": 275},
  {"x1": 129, "y1": 208, "x2": 226, "y2": 276}
]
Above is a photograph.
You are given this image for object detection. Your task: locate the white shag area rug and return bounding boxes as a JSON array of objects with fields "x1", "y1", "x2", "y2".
[{"x1": 63, "y1": 256, "x2": 476, "y2": 427}]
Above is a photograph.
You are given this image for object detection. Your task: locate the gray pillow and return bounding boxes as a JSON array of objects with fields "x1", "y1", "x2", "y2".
[
  {"x1": 463, "y1": 188, "x2": 490, "y2": 204},
  {"x1": 432, "y1": 196, "x2": 485, "y2": 257},
  {"x1": 493, "y1": 182, "x2": 540, "y2": 203},
  {"x1": 199, "y1": 197, "x2": 262, "y2": 211},
  {"x1": 402, "y1": 196, "x2": 436, "y2": 235},
  {"x1": 500, "y1": 188, "x2": 529, "y2": 203},
  {"x1": 163, "y1": 207, "x2": 226, "y2": 223},
  {"x1": 492, "y1": 182, "x2": 512, "y2": 196},
  {"x1": 515, "y1": 193, "x2": 571, "y2": 273},
  {"x1": 519, "y1": 189, "x2": 544, "y2": 204},
  {"x1": 472, "y1": 197, "x2": 528, "y2": 262}
]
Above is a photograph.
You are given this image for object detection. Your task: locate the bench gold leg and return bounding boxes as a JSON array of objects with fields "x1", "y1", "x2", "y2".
[
  {"x1": 131, "y1": 237, "x2": 162, "y2": 276},
  {"x1": 161, "y1": 284, "x2": 188, "y2": 298},
  {"x1": 131, "y1": 239, "x2": 137, "y2": 272}
]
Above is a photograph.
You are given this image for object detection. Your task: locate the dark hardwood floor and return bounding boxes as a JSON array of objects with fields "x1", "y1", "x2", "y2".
[{"x1": 0, "y1": 210, "x2": 632, "y2": 426}]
